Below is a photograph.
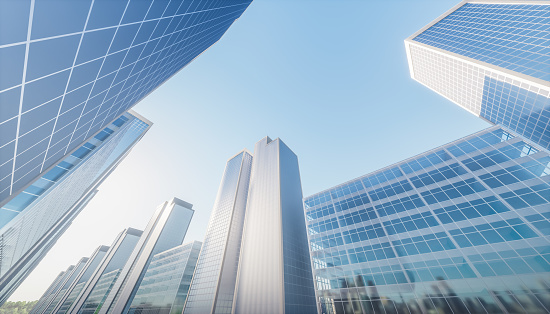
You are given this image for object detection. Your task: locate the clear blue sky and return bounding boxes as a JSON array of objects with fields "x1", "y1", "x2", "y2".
[{"x1": 11, "y1": 0, "x2": 490, "y2": 301}]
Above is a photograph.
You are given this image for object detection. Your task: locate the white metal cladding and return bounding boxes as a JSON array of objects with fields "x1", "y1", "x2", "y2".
[{"x1": 233, "y1": 137, "x2": 284, "y2": 314}]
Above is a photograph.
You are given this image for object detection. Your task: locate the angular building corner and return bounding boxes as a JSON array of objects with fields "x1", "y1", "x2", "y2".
[
  {"x1": 184, "y1": 149, "x2": 253, "y2": 314},
  {"x1": 0, "y1": 0, "x2": 254, "y2": 206},
  {"x1": 404, "y1": 0, "x2": 550, "y2": 151},
  {"x1": 98, "y1": 197, "x2": 195, "y2": 314}
]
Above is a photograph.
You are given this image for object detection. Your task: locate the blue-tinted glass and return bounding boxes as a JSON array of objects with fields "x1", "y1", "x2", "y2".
[
  {"x1": 414, "y1": 3, "x2": 550, "y2": 82},
  {"x1": 76, "y1": 28, "x2": 116, "y2": 65},
  {"x1": 68, "y1": 59, "x2": 103, "y2": 92},
  {"x1": 26, "y1": 35, "x2": 80, "y2": 81},
  {"x1": 0, "y1": 87, "x2": 21, "y2": 124},
  {"x1": 86, "y1": 0, "x2": 128, "y2": 30},
  {"x1": 0, "y1": 209, "x2": 19, "y2": 229},
  {"x1": 0, "y1": 0, "x2": 30, "y2": 45},
  {"x1": 22, "y1": 70, "x2": 70, "y2": 112},
  {"x1": 19, "y1": 98, "x2": 61, "y2": 135},
  {"x1": 31, "y1": 0, "x2": 92, "y2": 40},
  {"x1": 0, "y1": 44, "x2": 25, "y2": 91},
  {"x1": 122, "y1": 0, "x2": 151, "y2": 24},
  {"x1": 109, "y1": 23, "x2": 140, "y2": 53}
]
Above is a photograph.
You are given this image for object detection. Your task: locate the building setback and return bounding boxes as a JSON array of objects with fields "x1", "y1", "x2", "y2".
[
  {"x1": 0, "y1": 110, "x2": 151, "y2": 304},
  {"x1": 405, "y1": 1, "x2": 550, "y2": 150},
  {"x1": 0, "y1": 0, "x2": 253, "y2": 206},
  {"x1": 305, "y1": 126, "x2": 550, "y2": 314},
  {"x1": 184, "y1": 150, "x2": 253, "y2": 314},
  {"x1": 127, "y1": 241, "x2": 202, "y2": 313}
]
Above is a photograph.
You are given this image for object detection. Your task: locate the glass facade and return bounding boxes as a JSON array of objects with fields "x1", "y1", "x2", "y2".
[
  {"x1": 128, "y1": 241, "x2": 202, "y2": 314},
  {"x1": 99, "y1": 198, "x2": 195, "y2": 314},
  {"x1": 406, "y1": 1, "x2": 550, "y2": 151},
  {"x1": 234, "y1": 137, "x2": 317, "y2": 314},
  {"x1": 69, "y1": 228, "x2": 143, "y2": 314},
  {"x1": 0, "y1": 0, "x2": 253, "y2": 204},
  {"x1": 30, "y1": 267, "x2": 73, "y2": 314},
  {"x1": 0, "y1": 111, "x2": 150, "y2": 304},
  {"x1": 304, "y1": 126, "x2": 550, "y2": 314},
  {"x1": 184, "y1": 151, "x2": 252, "y2": 314},
  {"x1": 413, "y1": 3, "x2": 550, "y2": 82}
]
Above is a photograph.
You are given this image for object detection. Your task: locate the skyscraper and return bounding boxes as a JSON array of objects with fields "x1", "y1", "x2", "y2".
[
  {"x1": 127, "y1": 241, "x2": 202, "y2": 314},
  {"x1": 0, "y1": 110, "x2": 151, "y2": 304},
  {"x1": 68, "y1": 228, "x2": 144, "y2": 314},
  {"x1": 304, "y1": 126, "x2": 550, "y2": 314},
  {"x1": 0, "y1": 0, "x2": 253, "y2": 206},
  {"x1": 99, "y1": 198, "x2": 195, "y2": 314},
  {"x1": 30, "y1": 265, "x2": 76, "y2": 314},
  {"x1": 184, "y1": 150, "x2": 253, "y2": 314},
  {"x1": 53, "y1": 246, "x2": 111, "y2": 314},
  {"x1": 405, "y1": 1, "x2": 550, "y2": 150}
]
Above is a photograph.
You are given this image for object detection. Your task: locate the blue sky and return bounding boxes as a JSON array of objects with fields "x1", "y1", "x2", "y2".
[{"x1": 11, "y1": 0, "x2": 491, "y2": 301}]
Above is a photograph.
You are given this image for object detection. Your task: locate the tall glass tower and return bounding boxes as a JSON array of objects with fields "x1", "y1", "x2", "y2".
[
  {"x1": 128, "y1": 241, "x2": 202, "y2": 314},
  {"x1": 232, "y1": 137, "x2": 317, "y2": 314},
  {"x1": 0, "y1": 0, "x2": 253, "y2": 206},
  {"x1": 0, "y1": 110, "x2": 151, "y2": 305},
  {"x1": 99, "y1": 198, "x2": 195, "y2": 314},
  {"x1": 184, "y1": 150, "x2": 253, "y2": 314},
  {"x1": 405, "y1": 1, "x2": 550, "y2": 150},
  {"x1": 305, "y1": 126, "x2": 550, "y2": 314}
]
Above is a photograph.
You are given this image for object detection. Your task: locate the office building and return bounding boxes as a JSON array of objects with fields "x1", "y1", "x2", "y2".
[
  {"x1": 128, "y1": 241, "x2": 202, "y2": 314},
  {"x1": 305, "y1": 126, "x2": 550, "y2": 314},
  {"x1": 0, "y1": 111, "x2": 151, "y2": 304},
  {"x1": 405, "y1": 1, "x2": 550, "y2": 150},
  {"x1": 52, "y1": 246, "x2": 111, "y2": 314},
  {"x1": 68, "y1": 228, "x2": 144, "y2": 314},
  {"x1": 99, "y1": 198, "x2": 195, "y2": 314},
  {"x1": 30, "y1": 266, "x2": 75, "y2": 314},
  {"x1": 184, "y1": 150, "x2": 253, "y2": 314},
  {"x1": 0, "y1": 0, "x2": 253, "y2": 205},
  {"x1": 230, "y1": 137, "x2": 316, "y2": 314}
]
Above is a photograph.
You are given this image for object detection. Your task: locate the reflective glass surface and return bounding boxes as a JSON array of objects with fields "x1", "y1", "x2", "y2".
[
  {"x1": 0, "y1": 113, "x2": 149, "y2": 304},
  {"x1": 413, "y1": 3, "x2": 550, "y2": 82},
  {"x1": 0, "y1": 0, "x2": 252, "y2": 204},
  {"x1": 305, "y1": 126, "x2": 550, "y2": 314},
  {"x1": 184, "y1": 152, "x2": 252, "y2": 314},
  {"x1": 128, "y1": 241, "x2": 201, "y2": 314}
]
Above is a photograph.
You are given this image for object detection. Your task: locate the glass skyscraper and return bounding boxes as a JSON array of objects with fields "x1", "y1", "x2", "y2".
[
  {"x1": 232, "y1": 137, "x2": 317, "y2": 314},
  {"x1": 305, "y1": 126, "x2": 550, "y2": 314},
  {"x1": 99, "y1": 198, "x2": 195, "y2": 314},
  {"x1": 68, "y1": 228, "x2": 143, "y2": 314},
  {"x1": 184, "y1": 150, "x2": 252, "y2": 314},
  {"x1": 0, "y1": 0, "x2": 253, "y2": 206},
  {"x1": 128, "y1": 240, "x2": 202, "y2": 314},
  {"x1": 405, "y1": 1, "x2": 550, "y2": 150},
  {"x1": 0, "y1": 110, "x2": 151, "y2": 305}
]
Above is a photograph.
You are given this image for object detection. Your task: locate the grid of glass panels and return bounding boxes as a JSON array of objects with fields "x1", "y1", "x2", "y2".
[
  {"x1": 0, "y1": 112, "x2": 149, "y2": 287},
  {"x1": 304, "y1": 126, "x2": 550, "y2": 314},
  {"x1": 184, "y1": 152, "x2": 252, "y2": 314},
  {"x1": 481, "y1": 76, "x2": 550, "y2": 151},
  {"x1": 413, "y1": 3, "x2": 550, "y2": 82},
  {"x1": 407, "y1": 42, "x2": 550, "y2": 152},
  {"x1": 128, "y1": 241, "x2": 201, "y2": 314},
  {"x1": 79, "y1": 269, "x2": 122, "y2": 314},
  {"x1": 0, "y1": 0, "x2": 252, "y2": 204},
  {"x1": 30, "y1": 269, "x2": 70, "y2": 314}
]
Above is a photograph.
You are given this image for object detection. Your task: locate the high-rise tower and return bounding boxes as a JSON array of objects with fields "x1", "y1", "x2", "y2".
[
  {"x1": 405, "y1": 1, "x2": 550, "y2": 150},
  {"x1": 0, "y1": 0, "x2": 253, "y2": 206}
]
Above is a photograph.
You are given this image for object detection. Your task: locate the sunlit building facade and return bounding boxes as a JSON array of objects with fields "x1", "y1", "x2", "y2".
[
  {"x1": 68, "y1": 228, "x2": 143, "y2": 314},
  {"x1": 405, "y1": 1, "x2": 550, "y2": 151},
  {"x1": 0, "y1": 111, "x2": 151, "y2": 305},
  {"x1": 128, "y1": 241, "x2": 202, "y2": 314},
  {"x1": 0, "y1": 0, "x2": 253, "y2": 205},
  {"x1": 233, "y1": 137, "x2": 317, "y2": 314},
  {"x1": 184, "y1": 150, "x2": 252, "y2": 314},
  {"x1": 99, "y1": 198, "x2": 195, "y2": 314},
  {"x1": 305, "y1": 126, "x2": 550, "y2": 313}
]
